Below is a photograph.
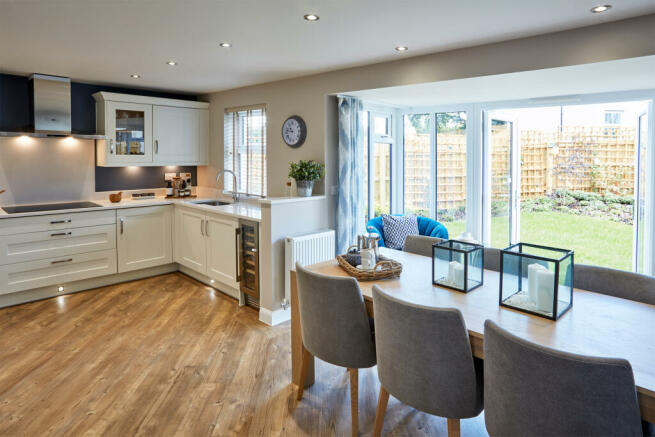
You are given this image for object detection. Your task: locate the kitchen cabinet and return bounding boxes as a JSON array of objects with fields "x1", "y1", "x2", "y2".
[
  {"x1": 153, "y1": 105, "x2": 209, "y2": 165},
  {"x1": 174, "y1": 207, "x2": 207, "y2": 273},
  {"x1": 94, "y1": 92, "x2": 209, "y2": 167},
  {"x1": 117, "y1": 206, "x2": 172, "y2": 273},
  {"x1": 0, "y1": 249, "x2": 117, "y2": 295},
  {"x1": 174, "y1": 207, "x2": 240, "y2": 289},
  {"x1": 96, "y1": 100, "x2": 153, "y2": 166},
  {"x1": 206, "y1": 213, "x2": 239, "y2": 289},
  {"x1": 0, "y1": 224, "x2": 116, "y2": 265}
]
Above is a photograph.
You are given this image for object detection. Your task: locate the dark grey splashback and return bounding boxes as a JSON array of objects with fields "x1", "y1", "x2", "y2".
[{"x1": 95, "y1": 166, "x2": 197, "y2": 192}]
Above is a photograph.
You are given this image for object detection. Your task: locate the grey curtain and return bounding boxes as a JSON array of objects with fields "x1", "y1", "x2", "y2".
[{"x1": 337, "y1": 96, "x2": 365, "y2": 254}]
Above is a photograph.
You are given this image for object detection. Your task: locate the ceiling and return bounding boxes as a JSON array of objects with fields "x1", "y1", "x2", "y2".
[
  {"x1": 1, "y1": 0, "x2": 655, "y2": 94},
  {"x1": 349, "y1": 56, "x2": 655, "y2": 107}
]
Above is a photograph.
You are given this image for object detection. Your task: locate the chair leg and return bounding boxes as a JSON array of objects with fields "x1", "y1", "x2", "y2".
[
  {"x1": 348, "y1": 368, "x2": 358, "y2": 437},
  {"x1": 296, "y1": 346, "x2": 311, "y2": 401},
  {"x1": 447, "y1": 418, "x2": 460, "y2": 437},
  {"x1": 372, "y1": 386, "x2": 390, "y2": 437}
]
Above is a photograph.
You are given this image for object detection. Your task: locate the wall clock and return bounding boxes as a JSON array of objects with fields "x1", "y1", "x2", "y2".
[{"x1": 282, "y1": 115, "x2": 307, "y2": 148}]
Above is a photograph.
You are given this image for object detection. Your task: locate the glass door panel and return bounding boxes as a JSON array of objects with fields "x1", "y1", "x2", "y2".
[
  {"x1": 488, "y1": 117, "x2": 516, "y2": 248},
  {"x1": 107, "y1": 101, "x2": 152, "y2": 164},
  {"x1": 115, "y1": 109, "x2": 146, "y2": 156},
  {"x1": 635, "y1": 111, "x2": 648, "y2": 273}
]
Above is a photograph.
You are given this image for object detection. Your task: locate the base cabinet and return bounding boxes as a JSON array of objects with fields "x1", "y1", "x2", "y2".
[
  {"x1": 206, "y1": 214, "x2": 239, "y2": 289},
  {"x1": 117, "y1": 206, "x2": 173, "y2": 273},
  {"x1": 174, "y1": 207, "x2": 239, "y2": 289}
]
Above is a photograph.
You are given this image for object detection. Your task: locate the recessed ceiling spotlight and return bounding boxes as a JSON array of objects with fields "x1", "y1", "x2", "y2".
[
  {"x1": 219, "y1": 42, "x2": 232, "y2": 48},
  {"x1": 395, "y1": 46, "x2": 409, "y2": 52},
  {"x1": 130, "y1": 74, "x2": 140, "y2": 79},
  {"x1": 590, "y1": 4, "x2": 611, "y2": 13},
  {"x1": 304, "y1": 13, "x2": 319, "y2": 21},
  {"x1": 166, "y1": 60, "x2": 178, "y2": 66}
]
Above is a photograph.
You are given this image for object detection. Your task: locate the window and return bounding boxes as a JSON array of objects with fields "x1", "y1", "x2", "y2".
[
  {"x1": 404, "y1": 114, "x2": 430, "y2": 217},
  {"x1": 436, "y1": 112, "x2": 467, "y2": 236},
  {"x1": 224, "y1": 105, "x2": 267, "y2": 197},
  {"x1": 364, "y1": 111, "x2": 393, "y2": 219}
]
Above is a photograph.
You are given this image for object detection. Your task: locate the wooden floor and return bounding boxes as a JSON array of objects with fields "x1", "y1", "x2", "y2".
[{"x1": 0, "y1": 273, "x2": 487, "y2": 436}]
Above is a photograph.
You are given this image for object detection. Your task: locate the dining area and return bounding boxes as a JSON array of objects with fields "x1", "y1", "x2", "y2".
[{"x1": 289, "y1": 234, "x2": 655, "y2": 437}]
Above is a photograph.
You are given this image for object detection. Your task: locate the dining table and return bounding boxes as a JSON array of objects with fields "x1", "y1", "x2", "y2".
[{"x1": 290, "y1": 247, "x2": 655, "y2": 422}]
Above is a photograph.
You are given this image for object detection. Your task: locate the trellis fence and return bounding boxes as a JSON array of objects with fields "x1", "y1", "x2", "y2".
[{"x1": 404, "y1": 126, "x2": 636, "y2": 211}]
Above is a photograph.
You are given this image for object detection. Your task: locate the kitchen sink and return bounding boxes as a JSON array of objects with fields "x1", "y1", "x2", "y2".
[{"x1": 190, "y1": 199, "x2": 231, "y2": 207}]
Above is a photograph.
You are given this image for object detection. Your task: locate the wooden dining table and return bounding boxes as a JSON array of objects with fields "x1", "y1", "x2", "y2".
[{"x1": 290, "y1": 248, "x2": 655, "y2": 422}]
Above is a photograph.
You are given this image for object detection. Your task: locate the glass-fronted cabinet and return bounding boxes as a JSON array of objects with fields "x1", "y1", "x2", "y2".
[
  {"x1": 105, "y1": 101, "x2": 152, "y2": 164},
  {"x1": 95, "y1": 96, "x2": 153, "y2": 166}
]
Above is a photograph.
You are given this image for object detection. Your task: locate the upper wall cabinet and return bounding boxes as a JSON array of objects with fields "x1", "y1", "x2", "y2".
[{"x1": 93, "y1": 92, "x2": 209, "y2": 167}]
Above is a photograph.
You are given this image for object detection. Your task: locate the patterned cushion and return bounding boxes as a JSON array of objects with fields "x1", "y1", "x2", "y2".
[{"x1": 381, "y1": 214, "x2": 419, "y2": 250}]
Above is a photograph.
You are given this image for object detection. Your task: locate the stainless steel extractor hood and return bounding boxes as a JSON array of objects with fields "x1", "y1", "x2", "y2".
[
  {"x1": 0, "y1": 74, "x2": 106, "y2": 139},
  {"x1": 32, "y1": 74, "x2": 71, "y2": 135}
]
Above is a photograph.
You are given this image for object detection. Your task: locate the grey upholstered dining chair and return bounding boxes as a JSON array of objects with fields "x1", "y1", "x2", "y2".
[
  {"x1": 371, "y1": 285, "x2": 483, "y2": 437},
  {"x1": 484, "y1": 320, "x2": 643, "y2": 437},
  {"x1": 402, "y1": 235, "x2": 443, "y2": 257},
  {"x1": 574, "y1": 263, "x2": 655, "y2": 305},
  {"x1": 483, "y1": 247, "x2": 501, "y2": 272},
  {"x1": 295, "y1": 262, "x2": 376, "y2": 437}
]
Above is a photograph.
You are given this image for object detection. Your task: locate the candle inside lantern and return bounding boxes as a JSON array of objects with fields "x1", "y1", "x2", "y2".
[
  {"x1": 527, "y1": 263, "x2": 547, "y2": 304},
  {"x1": 448, "y1": 261, "x2": 465, "y2": 289},
  {"x1": 535, "y1": 268, "x2": 555, "y2": 313}
]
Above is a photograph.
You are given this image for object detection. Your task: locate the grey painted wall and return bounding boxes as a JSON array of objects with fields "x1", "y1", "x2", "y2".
[{"x1": 199, "y1": 14, "x2": 655, "y2": 232}]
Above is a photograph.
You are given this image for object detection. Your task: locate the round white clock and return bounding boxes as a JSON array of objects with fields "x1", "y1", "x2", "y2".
[{"x1": 282, "y1": 115, "x2": 307, "y2": 148}]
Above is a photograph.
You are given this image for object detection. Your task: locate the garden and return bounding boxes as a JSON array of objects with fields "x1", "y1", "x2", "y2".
[{"x1": 441, "y1": 189, "x2": 634, "y2": 271}]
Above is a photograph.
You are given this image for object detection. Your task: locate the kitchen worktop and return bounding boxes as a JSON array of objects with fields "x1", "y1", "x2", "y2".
[{"x1": 0, "y1": 197, "x2": 262, "y2": 222}]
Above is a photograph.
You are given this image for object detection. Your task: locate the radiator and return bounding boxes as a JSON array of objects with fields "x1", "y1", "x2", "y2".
[{"x1": 284, "y1": 230, "x2": 335, "y2": 308}]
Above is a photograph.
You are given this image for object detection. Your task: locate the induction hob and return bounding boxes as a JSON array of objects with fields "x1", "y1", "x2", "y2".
[{"x1": 1, "y1": 201, "x2": 102, "y2": 214}]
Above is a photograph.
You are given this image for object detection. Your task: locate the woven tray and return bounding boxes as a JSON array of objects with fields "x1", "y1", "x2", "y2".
[{"x1": 336, "y1": 254, "x2": 403, "y2": 281}]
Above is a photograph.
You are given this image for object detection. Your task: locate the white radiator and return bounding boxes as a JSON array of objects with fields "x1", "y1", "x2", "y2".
[{"x1": 284, "y1": 230, "x2": 335, "y2": 308}]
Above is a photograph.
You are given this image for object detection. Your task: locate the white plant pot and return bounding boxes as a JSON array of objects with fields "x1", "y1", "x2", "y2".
[{"x1": 296, "y1": 180, "x2": 314, "y2": 197}]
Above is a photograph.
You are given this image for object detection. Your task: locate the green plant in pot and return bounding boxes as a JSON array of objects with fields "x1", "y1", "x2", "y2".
[{"x1": 288, "y1": 160, "x2": 325, "y2": 197}]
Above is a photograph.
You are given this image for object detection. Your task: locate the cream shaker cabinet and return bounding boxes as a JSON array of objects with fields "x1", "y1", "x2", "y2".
[
  {"x1": 174, "y1": 207, "x2": 207, "y2": 273},
  {"x1": 174, "y1": 207, "x2": 239, "y2": 289},
  {"x1": 153, "y1": 105, "x2": 209, "y2": 165},
  {"x1": 205, "y1": 213, "x2": 239, "y2": 290},
  {"x1": 94, "y1": 92, "x2": 209, "y2": 167},
  {"x1": 117, "y1": 206, "x2": 173, "y2": 273}
]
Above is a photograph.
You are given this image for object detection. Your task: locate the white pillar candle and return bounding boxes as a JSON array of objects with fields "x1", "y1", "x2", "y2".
[
  {"x1": 527, "y1": 263, "x2": 547, "y2": 304},
  {"x1": 452, "y1": 261, "x2": 465, "y2": 289},
  {"x1": 536, "y1": 269, "x2": 556, "y2": 313}
]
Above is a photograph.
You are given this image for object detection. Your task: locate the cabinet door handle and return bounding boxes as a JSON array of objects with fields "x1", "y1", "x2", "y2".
[
  {"x1": 200, "y1": 219, "x2": 204, "y2": 236},
  {"x1": 235, "y1": 228, "x2": 241, "y2": 282},
  {"x1": 155, "y1": 140, "x2": 159, "y2": 154},
  {"x1": 110, "y1": 139, "x2": 114, "y2": 154},
  {"x1": 50, "y1": 219, "x2": 72, "y2": 224},
  {"x1": 50, "y1": 232, "x2": 72, "y2": 237},
  {"x1": 120, "y1": 217, "x2": 124, "y2": 234},
  {"x1": 51, "y1": 258, "x2": 73, "y2": 264},
  {"x1": 205, "y1": 220, "x2": 209, "y2": 237}
]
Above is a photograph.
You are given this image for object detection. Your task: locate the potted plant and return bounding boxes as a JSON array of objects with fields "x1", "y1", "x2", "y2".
[{"x1": 288, "y1": 160, "x2": 325, "y2": 197}]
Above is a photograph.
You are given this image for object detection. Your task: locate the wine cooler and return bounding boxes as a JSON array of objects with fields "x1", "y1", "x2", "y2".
[{"x1": 239, "y1": 220, "x2": 259, "y2": 308}]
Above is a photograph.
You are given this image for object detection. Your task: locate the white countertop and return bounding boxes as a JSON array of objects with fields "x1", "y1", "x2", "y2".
[{"x1": 0, "y1": 197, "x2": 262, "y2": 222}]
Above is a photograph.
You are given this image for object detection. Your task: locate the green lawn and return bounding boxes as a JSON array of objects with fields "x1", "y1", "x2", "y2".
[{"x1": 443, "y1": 211, "x2": 633, "y2": 271}]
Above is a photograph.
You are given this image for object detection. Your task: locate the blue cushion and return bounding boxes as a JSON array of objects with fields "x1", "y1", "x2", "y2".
[{"x1": 366, "y1": 215, "x2": 449, "y2": 248}]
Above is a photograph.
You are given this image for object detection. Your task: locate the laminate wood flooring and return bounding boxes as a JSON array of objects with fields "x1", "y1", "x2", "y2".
[{"x1": 0, "y1": 273, "x2": 487, "y2": 436}]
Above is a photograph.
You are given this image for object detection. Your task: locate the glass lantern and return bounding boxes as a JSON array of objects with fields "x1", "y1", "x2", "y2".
[
  {"x1": 499, "y1": 243, "x2": 574, "y2": 320},
  {"x1": 432, "y1": 240, "x2": 484, "y2": 293}
]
